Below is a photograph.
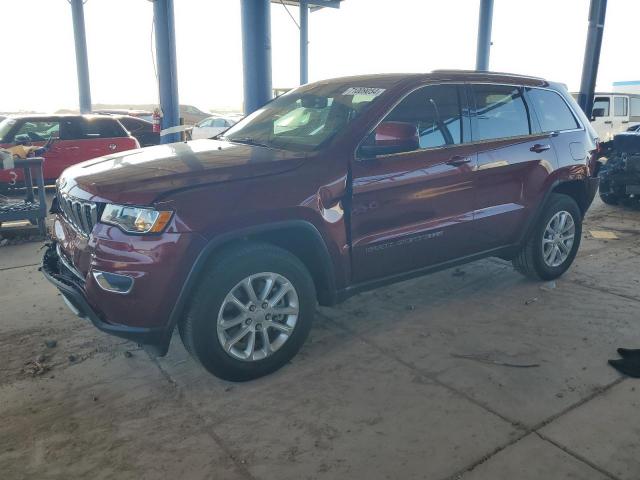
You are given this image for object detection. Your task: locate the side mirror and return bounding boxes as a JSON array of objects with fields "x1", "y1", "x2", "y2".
[
  {"x1": 591, "y1": 108, "x2": 605, "y2": 121},
  {"x1": 359, "y1": 121, "x2": 419, "y2": 158}
]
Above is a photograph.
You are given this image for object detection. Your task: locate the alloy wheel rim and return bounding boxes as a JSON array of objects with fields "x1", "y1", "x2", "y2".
[
  {"x1": 542, "y1": 210, "x2": 575, "y2": 268},
  {"x1": 217, "y1": 272, "x2": 299, "y2": 362}
]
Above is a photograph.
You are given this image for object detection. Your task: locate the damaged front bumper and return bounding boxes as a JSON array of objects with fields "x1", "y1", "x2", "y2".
[{"x1": 41, "y1": 242, "x2": 168, "y2": 350}]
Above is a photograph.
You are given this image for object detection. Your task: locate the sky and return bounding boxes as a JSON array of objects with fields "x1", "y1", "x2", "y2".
[{"x1": 1, "y1": 0, "x2": 638, "y2": 113}]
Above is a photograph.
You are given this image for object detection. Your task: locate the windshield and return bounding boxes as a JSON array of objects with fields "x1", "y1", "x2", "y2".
[
  {"x1": 222, "y1": 84, "x2": 386, "y2": 151},
  {"x1": 0, "y1": 118, "x2": 16, "y2": 142}
]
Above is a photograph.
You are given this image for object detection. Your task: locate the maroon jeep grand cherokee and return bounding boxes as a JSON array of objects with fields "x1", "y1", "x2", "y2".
[{"x1": 42, "y1": 71, "x2": 599, "y2": 381}]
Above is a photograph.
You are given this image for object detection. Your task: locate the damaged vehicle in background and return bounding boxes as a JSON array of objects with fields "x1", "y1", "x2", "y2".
[
  {"x1": 42, "y1": 71, "x2": 599, "y2": 381},
  {"x1": 597, "y1": 131, "x2": 640, "y2": 205}
]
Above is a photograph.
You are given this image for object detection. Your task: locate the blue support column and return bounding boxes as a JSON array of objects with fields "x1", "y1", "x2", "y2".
[
  {"x1": 153, "y1": 0, "x2": 180, "y2": 144},
  {"x1": 300, "y1": 0, "x2": 309, "y2": 85},
  {"x1": 577, "y1": 0, "x2": 607, "y2": 117},
  {"x1": 241, "y1": 0, "x2": 272, "y2": 114},
  {"x1": 475, "y1": 0, "x2": 494, "y2": 71},
  {"x1": 70, "y1": 0, "x2": 92, "y2": 114}
]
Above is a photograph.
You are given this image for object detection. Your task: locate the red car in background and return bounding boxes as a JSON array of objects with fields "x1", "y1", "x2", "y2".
[{"x1": 0, "y1": 115, "x2": 139, "y2": 188}]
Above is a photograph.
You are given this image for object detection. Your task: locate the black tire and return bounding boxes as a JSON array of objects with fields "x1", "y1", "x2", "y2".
[
  {"x1": 512, "y1": 193, "x2": 582, "y2": 280},
  {"x1": 179, "y1": 241, "x2": 316, "y2": 381}
]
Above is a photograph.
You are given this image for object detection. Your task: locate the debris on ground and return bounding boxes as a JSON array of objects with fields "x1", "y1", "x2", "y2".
[
  {"x1": 451, "y1": 353, "x2": 540, "y2": 368},
  {"x1": 524, "y1": 297, "x2": 539, "y2": 305},
  {"x1": 44, "y1": 340, "x2": 57, "y2": 349},
  {"x1": 452, "y1": 269, "x2": 466, "y2": 277},
  {"x1": 589, "y1": 230, "x2": 619, "y2": 240},
  {"x1": 123, "y1": 351, "x2": 133, "y2": 358},
  {"x1": 22, "y1": 357, "x2": 50, "y2": 376},
  {"x1": 68, "y1": 354, "x2": 77, "y2": 363},
  {"x1": 406, "y1": 305, "x2": 415, "y2": 311},
  {"x1": 540, "y1": 281, "x2": 556, "y2": 291}
]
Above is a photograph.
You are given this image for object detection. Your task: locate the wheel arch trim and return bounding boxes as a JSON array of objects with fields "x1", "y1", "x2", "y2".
[{"x1": 165, "y1": 220, "x2": 338, "y2": 341}]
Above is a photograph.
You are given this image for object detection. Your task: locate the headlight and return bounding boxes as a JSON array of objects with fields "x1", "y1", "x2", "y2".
[{"x1": 101, "y1": 204, "x2": 173, "y2": 234}]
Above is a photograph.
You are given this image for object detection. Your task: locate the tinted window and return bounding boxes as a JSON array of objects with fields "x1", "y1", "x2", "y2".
[
  {"x1": 12, "y1": 120, "x2": 60, "y2": 142},
  {"x1": 471, "y1": 85, "x2": 530, "y2": 141},
  {"x1": 383, "y1": 84, "x2": 463, "y2": 149},
  {"x1": 614, "y1": 97, "x2": 628, "y2": 117},
  {"x1": 593, "y1": 97, "x2": 610, "y2": 116},
  {"x1": 527, "y1": 88, "x2": 579, "y2": 132},
  {"x1": 81, "y1": 118, "x2": 126, "y2": 138}
]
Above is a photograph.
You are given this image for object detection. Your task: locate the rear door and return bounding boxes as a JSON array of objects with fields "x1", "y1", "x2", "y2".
[
  {"x1": 350, "y1": 83, "x2": 477, "y2": 283},
  {"x1": 612, "y1": 95, "x2": 630, "y2": 136},
  {"x1": 76, "y1": 117, "x2": 133, "y2": 159},
  {"x1": 468, "y1": 83, "x2": 558, "y2": 251},
  {"x1": 525, "y1": 87, "x2": 586, "y2": 170}
]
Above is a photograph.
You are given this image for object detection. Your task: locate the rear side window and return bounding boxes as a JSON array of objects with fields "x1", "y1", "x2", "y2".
[
  {"x1": 614, "y1": 97, "x2": 628, "y2": 117},
  {"x1": 81, "y1": 118, "x2": 127, "y2": 138},
  {"x1": 527, "y1": 88, "x2": 580, "y2": 133},
  {"x1": 470, "y1": 85, "x2": 530, "y2": 141},
  {"x1": 631, "y1": 97, "x2": 640, "y2": 117},
  {"x1": 383, "y1": 84, "x2": 464, "y2": 149}
]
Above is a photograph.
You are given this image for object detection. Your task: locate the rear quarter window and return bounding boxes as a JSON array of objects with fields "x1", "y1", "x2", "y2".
[
  {"x1": 527, "y1": 88, "x2": 580, "y2": 133},
  {"x1": 470, "y1": 84, "x2": 530, "y2": 141}
]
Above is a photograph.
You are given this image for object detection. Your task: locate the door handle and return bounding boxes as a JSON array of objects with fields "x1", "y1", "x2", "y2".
[
  {"x1": 622, "y1": 120, "x2": 629, "y2": 124},
  {"x1": 65, "y1": 146, "x2": 80, "y2": 150},
  {"x1": 446, "y1": 155, "x2": 471, "y2": 166},
  {"x1": 530, "y1": 144, "x2": 551, "y2": 153},
  {"x1": 604, "y1": 120, "x2": 613, "y2": 124}
]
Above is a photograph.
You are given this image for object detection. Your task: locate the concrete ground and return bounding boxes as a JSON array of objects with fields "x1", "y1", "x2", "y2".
[{"x1": 0, "y1": 198, "x2": 639, "y2": 480}]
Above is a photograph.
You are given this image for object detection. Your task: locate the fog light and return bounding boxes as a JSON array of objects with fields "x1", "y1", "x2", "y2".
[{"x1": 92, "y1": 270, "x2": 134, "y2": 294}]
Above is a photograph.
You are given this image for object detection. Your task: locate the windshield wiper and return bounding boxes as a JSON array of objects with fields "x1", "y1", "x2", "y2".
[{"x1": 226, "y1": 137, "x2": 272, "y2": 148}]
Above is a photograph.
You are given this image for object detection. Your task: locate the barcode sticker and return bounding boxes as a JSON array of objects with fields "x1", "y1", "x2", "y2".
[{"x1": 342, "y1": 87, "x2": 386, "y2": 97}]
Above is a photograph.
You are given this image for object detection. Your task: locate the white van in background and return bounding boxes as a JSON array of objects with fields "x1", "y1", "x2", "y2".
[{"x1": 589, "y1": 93, "x2": 640, "y2": 141}]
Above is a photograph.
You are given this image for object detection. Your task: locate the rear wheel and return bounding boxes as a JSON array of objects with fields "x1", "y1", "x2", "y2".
[
  {"x1": 513, "y1": 193, "x2": 582, "y2": 280},
  {"x1": 179, "y1": 242, "x2": 316, "y2": 381}
]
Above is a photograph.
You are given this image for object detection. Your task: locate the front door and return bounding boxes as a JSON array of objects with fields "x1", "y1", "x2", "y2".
[
  {"x1": 350, "y1": 84, "x2": 477, "y2": 284},
  {"x1": 591, "y1": 95, "x2": 614, "y2": 141}
]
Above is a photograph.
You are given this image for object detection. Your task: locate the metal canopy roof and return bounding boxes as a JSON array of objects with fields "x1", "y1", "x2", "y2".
[{"x1": 272, "y1": 0, "x2": 342, "y2": 11}]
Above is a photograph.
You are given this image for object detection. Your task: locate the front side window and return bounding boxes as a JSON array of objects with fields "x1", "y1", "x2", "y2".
[
  {"x1": 380, "y1": 84, "x2": 463, "y2": 150},
  {"x1": 223, "y1": 83, "x2": 383, "y2": 151},
  {"x1": 593, "y1": 97, "x2": 610, "y2": 117},
  {"x1": 12, "y1": 120, "x2": 60, "y2": 142},
  {"x1": 614, "y1": 96, "x2": 628, "y2": 117},
  {"x1": 470, "y1": 84, "x2": 530, "y2": 141},
  {"x1": 527, "y1": 88, "x2": 579, "y2": 132}
]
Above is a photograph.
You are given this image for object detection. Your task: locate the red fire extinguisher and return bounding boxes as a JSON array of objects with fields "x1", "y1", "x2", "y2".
[{"x1": 152, "y1": 108, "x2": 162, "y2": 134}]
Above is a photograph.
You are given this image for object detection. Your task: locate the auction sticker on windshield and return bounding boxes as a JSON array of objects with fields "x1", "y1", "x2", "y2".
[{"x1": 342, "y1": 87, "x2": 386, "y2": 97}]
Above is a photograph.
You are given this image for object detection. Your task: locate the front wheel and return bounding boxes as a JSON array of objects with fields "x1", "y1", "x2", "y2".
[
  {"x1": 179, "y1": 242, "x2": 316, "y2": 381},
  {"x1": 512, "y1": 193, "x2": 582, "y2": 280}
]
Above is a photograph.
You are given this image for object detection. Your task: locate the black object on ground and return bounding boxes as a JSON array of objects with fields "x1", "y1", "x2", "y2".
[{"x1": 608, "y1": 348, "x2": 640, "y2": 378}]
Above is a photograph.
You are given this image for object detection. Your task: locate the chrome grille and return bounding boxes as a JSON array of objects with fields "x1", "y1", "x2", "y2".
[{"x1": 56, "y1": 191, "x2": 98, "y2": 237}]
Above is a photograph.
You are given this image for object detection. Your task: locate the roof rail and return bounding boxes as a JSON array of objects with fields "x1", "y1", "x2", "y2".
[{"x1": 431, "y1": 69, "x2": 545, "y2": 81}]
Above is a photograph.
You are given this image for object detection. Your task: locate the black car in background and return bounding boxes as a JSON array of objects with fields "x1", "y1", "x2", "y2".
[{"x1": 109, "y1": 115, "x2": 160, "y2": 147}]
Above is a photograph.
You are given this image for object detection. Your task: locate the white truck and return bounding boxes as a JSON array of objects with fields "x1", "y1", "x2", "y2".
[{"x1": 587, "y1": 92, "x2": 640, "y2": 141}]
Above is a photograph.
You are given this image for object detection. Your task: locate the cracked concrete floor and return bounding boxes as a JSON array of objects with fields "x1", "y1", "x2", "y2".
[{"x1": 0, "y1": 197, "x2": 639, "y2": 480}]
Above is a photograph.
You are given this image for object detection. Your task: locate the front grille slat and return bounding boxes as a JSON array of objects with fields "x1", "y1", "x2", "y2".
[{"x1": 56, "y1": 191, "x2": 98, "y2": 237}]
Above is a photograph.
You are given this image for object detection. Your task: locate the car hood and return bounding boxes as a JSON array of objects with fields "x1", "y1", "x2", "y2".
[{"x1": 61, "y1": 139, "x2": 306, "y2": 204}]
